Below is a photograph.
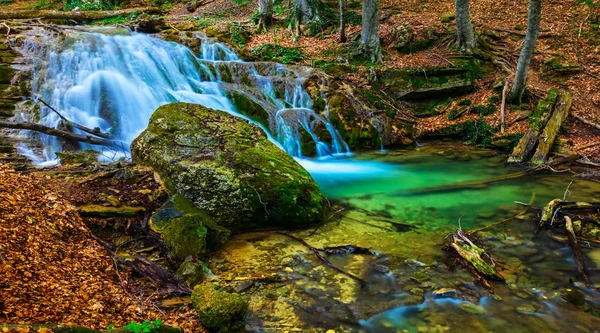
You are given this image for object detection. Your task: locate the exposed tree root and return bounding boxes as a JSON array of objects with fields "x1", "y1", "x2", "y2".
[{"x1": 0, "y1": 8, "x2": 162, "y2": 21}]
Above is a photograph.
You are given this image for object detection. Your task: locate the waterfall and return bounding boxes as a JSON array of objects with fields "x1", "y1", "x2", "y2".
[{"x1": 13, "y1": 27, "x2": 351, "y2": 164}]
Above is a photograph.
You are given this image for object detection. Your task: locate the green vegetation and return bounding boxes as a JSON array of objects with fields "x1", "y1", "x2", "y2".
[
  {"x1": 65, "y1": 0, "x2": 115, "y2": 11},
  {"x1": 251, "y1": 44, "x2": 304, "y2": 64},
  {"x1": 229, "y1": 23, "x2": 250, "y2": 48},
  {"x1": 122, "y1": 320, "x2": 163, "y2": 333},
  {"x1": 463, "y1": 117, "x2": 496, "y2": 147}
]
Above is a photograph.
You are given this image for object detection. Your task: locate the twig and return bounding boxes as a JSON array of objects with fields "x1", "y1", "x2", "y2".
[
  {"x1": 431, "y1": 52, "x2": 455, "y2": 67},
  {"x1": 276, "y1": 232, "x2": 368, "y2": 286},
  {"x1": 468, "y1": 192, "x2": 535, "y2": 235},
  {"x1": 565, "y1": 216, "x2": 593, "y2": 286},
  {"x1": 572, "y1": 113, "x2": 600, "y2": 131}
]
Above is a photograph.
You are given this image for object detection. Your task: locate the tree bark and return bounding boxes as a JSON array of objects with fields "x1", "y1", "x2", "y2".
[
  {"x1": 455, "y1": 0, "x2": 476, "y2": 52},
  {"x1": 0, "y1": 8, "x2": 162, "y2": 21},
  {"x1": 258, "y1": 0, "x2": 273, "y2": 30},
  {"x1": 338, "y1": 0, "x2": 346, "y2": 42},
  {"x1": 509, "y1": 0, "x2": 542, "y2": 104},
  {"x1": 0, "y1": 120, "x2": 114, "y2": 146},
  {"x1": 295, "y1": 0, "x2": 313, "y2": 24},
  {"x1": 360, "y1": 0, "x2": 381, "y2": 62}
]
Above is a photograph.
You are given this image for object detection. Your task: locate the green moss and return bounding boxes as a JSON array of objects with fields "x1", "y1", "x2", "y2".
[
  {"x1": 470, "y1": 103, "x2": 496, "y2": 116},
  {"x1": 55, "y1": 149, "x2": 101, "y2": 165},
  {"x1": 251, "y1": 44, "x2": 304, "y2": 64},
  {"x1": 458, "y1": 99, "x2": 472, "y2": 106},
  {"x1": 132, "y1": 103, "x2": 324, "y2": 232},
  {"x1": 192, "y1": 283, "x2": 248, "y2": 333},
  {"x1": 530, "y1": 88, "x2": 559, "y2": 131},
  {"x1": 463, "y1": 117, "x2": 496, "y2": 147}
]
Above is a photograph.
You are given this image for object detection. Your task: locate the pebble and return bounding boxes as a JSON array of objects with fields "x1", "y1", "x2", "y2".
[
  {"x1": 234, "y1": 280, "x2": 254, "y2": 293},
  {"x1": 284, "y1": 267, "x2": 293, "y2": 273},
  {"x1": 411, "y1": 271, "x2": 430, "y2": 283},
  {"x1": 460, "y1": 303, "x2": 487, "y2": 314},
  {"x1": 433, "y1": 288, "x2": 457, "y2": 298},
  {"x1": 516, "y1": 304, "x2": 536, "y2": 315},
  {"x1": 410, "y1": 287, "x2": 425, "y2": 296}
]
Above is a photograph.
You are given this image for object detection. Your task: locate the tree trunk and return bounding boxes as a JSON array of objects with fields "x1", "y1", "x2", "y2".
[
  {"x1": 455, "y1": 0, "x2": 476, "y2": 52},
  {"x1": 339, "y1": 0, "x2": 346, "y2": 42},
  {"x1": 360, "y1": 0, "x2": 381, "y2": 62},
  {"x1": 258, "y1": 0, "x2": 273, "y2": 30},
  {"x1": 295, "y1": 0, "x2": 313, "y2": 24},
  {"x1": 0, "y1": 8, "x2": 162, "y2": 21},
  {"x1": 509, "y1": 0, "x2": 542, "y2": 104}
]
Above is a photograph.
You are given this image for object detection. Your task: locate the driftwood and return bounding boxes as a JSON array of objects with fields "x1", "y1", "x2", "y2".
[
  {"x1": 565, "y1": 216, "x2": 593, "y2": 286},
  {"x1": 90, "y1": 234, "x2": 192, "y2": 296},
  {"x1": 0, "y1": 120, "x2": 114, "y2": 146},
  {"x1": 277, "y1": 232, "x2": 370, "y2": 287},
  {"x1": 444, "y1": 229, "x2": 504, "y2": 290},
  {"x1": 0, "y1": 8, "x2": 162, "y2": 21}
]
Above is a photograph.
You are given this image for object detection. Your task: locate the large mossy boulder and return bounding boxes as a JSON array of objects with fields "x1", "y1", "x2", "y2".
[{"x1": 131, "y1": 102, "x2": 324, "y2": 233}]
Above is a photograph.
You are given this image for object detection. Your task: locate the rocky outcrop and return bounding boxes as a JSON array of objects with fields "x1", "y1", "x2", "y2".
[
  {"x1": 374, "y1": 62, "x2": 477, "y2": 101},
  {"x1": 131, "y1": 103, "x2": 325, "y2": 234}
]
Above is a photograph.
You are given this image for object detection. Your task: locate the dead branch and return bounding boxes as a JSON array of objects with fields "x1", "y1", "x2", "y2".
[
  {"x1": 276, "y1": 232, "x2": 369, "y2": 286},
  {"x1": 37, "y1": 98, "x2": 113, "y2": 139},
  {"x1": 90, "y1": 233, "x2": 191, "y2": 296},
  {"x1": 0, "y1": 120, "x2": 114, "y2": 146},
  {"x1": 572, "y1": 113, "x2": 600, "y2": 131},
  {"x1": 565, "y1": 216, "x2": 593, "y2": 286},
  {"x1": 468, "y1": 192, "x2": 535, "y2": 235}
]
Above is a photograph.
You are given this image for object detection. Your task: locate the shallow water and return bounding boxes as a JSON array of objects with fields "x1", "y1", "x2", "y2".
[{"x1": 212, "y1": 143, "x2": 600, "y2": 333}]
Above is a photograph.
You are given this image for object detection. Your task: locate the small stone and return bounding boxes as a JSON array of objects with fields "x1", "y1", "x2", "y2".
[
  {"x1": 492, "y1": 295, "x2": 503, "y2": 301},
  {"x1": 326, "y1": 330, "x2": 336, "y2": 333},
  {"x1": 374, "y1": 264, "x2": 389, "y2": 273},
  {"x1": 420, "y1": 281, "x2": 434, "y2": 289},
  {"x1": 516, "y1": 292, "x2": 530, "y2": 299},
  {"x1": 460, "y1": 303, "x2": 487, "y2": 314},
  {"x1": 433, "y1": 288, "x2": 457, "y2": 298},
  {"x1": 411, "y1": 271, "x2": 430, "y2": 283},
  {"x1": 234, "y1": 280, "x2": 254, "y2": 293},
  {"x1": 284, "y1": 267, "x2": 293, "y2": 273},
  {"x1": 410, "y1": 287, "x2": 425, "y2": 296},
  {"x1": 516, "y1": 304, "x2": 536, "y2": 315}
]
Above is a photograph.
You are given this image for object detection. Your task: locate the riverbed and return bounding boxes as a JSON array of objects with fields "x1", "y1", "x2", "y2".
[{"x1": 210, "y1": 142, "x2": 600, "y2": 332}]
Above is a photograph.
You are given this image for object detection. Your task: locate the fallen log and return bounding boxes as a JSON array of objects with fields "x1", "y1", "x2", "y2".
[
  {"x1": 538, "y1": 199, "x2": 600, "y2": 229},
  {"x1": 0, "y1": 120, "x2": 114, "y2": 146},
  {"x1": 0, "y1": 8, "x2": 163, "y2": 21},
  {"x1": 531, "y1": 92, "x2": 572, "y2": 164},
  {"x1": 508, "y1": 88, "x2": 558, "y2": 163},
  {"x1": 448, "y1": 229, "x2": 505, "y2": 282}
]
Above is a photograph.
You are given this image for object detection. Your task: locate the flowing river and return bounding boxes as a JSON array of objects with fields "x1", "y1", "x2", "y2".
[{"x1": 9, "y1": 27, "x2": 600, "y2": 332}]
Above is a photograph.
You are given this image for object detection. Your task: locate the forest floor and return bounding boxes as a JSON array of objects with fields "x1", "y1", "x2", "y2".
[
  {"x1": 0, "y1": 164, "x2": 204, "y2": 332},
  {"x1": 168, "y1": 0, "x2": 600, "y2": 160}
]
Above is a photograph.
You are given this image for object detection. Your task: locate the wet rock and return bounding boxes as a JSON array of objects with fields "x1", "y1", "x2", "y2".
[
  {"x1": 176, "y1": 257, "x2": 209, "y2": 287},
  {"x1": 132, "y1": 103, "x2": 324, "y2": 233},
  {"x1": 460, "y1": 303, "x2": 486, "y2": 314},
  {"x1": 388, "y1": 24, "x2": 414, "y2": 50},
  {"x1": 411, "y1": 271, "x2": 430, "y2": 283},
  {"x1": 563, "y1": 288, "x2": 586, "y2": 307},
  {"x1": 150, "y1": 194, "x2": 230, "y2": 259},
  {"x1": 433, "y1": 288, "x2": 457, "y2": 299},
  {"x1": 410, "y1": 287, "x2": 425, "y2": 296},
  {"x1": 56, "y1": 149, "x2": 101, "y2": 165},
  {"x1": 130, "y1": 16, "x2": 166, "y2": 33},
  {"x1": 234, "y1": 280, "x2": 255, "y2": 293},
  {"x1": 516, "y1": 304, "x2": 537, "y2": 315},
  {"x1": 191, "y1": 283, "x2": 248, "y2": 333}
]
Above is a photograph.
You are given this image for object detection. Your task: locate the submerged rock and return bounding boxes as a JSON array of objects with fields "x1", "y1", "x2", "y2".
[
  {"x1": 132, "y1": 103, "x2": 325, "y2": 233},
  {"x1": 191, "y1": 283, "x2": 248, "y2": 333}
]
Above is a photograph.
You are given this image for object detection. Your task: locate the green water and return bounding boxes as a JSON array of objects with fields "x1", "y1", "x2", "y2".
[{"x1": 213, "y1": 143, "x2": 600, "y2": 333}]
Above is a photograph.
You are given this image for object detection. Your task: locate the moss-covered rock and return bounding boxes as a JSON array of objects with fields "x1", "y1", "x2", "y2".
[
  {"x1": 132, "y1": 103, "x2": 324, "y2": 233},
  {"x1": 56, "y1": 149, "x2": 101, "y2": 165},
  {"x1": 192, "y1": 283, "x2": 248, "y2": 333},
  {"x1": 176, "y1": 257, "x2": 210, "y2": 287},
  {"x1": 150, "y1": 194, "x2": 230, "y2": 259}
]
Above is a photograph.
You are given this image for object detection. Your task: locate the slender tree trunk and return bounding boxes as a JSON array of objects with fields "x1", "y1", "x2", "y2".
[
  {"x1": 339, "y1": 0, "x2": 346, "y2": 42},
  {"x1": 258, "y1": 0, "x2": 273, "y2": 30},
  {"x1": 455, "y1": 0, "x2": 476, "y2": 52},
  {"x1": 509, "y1": 0, "x2": 542, "y2": 104},
  {"x1": 360, "y1": 0, "x2": 381, "y2": 62}
]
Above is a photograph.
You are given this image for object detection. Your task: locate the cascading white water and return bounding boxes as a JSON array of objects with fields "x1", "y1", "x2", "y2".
[{"x1": 14, "y1": 26, "x2": 351, "y2": 164}]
